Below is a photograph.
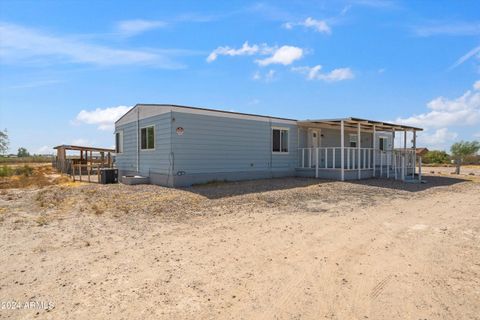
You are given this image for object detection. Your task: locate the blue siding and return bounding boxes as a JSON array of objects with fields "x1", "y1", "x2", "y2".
[
  {"x1": 115, "y1": 121, "x2": 137, "y2": 172},
  {"x1": 171, "y1": 112, "x2": 298, "y2": 175},
  {"x1": 115, "y1": 113, "x2": 172, "y2": 176}
]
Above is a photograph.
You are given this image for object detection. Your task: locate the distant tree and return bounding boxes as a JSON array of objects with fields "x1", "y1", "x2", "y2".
[
  {"x1": 423, "y1": 150, "x2": 449, "y2": 164},
  {"x1": 0, "y1": 129, "x2": 8, "y2": 155},
  {"x1": 450, "y1": 141, "x2": 480, "y2": 174},
  {"x1": 17, "y1": 147, "x2": 30, "y2": 157}
]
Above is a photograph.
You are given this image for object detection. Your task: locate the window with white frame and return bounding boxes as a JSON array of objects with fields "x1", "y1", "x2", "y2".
[
  {"x1": 379, "y1": 137, "x2": 387, "y2": 151},
  {"x1": 115, "y1": 131, "x2": 123, "y2": 154},
  {"x1": 141, "y1": 126, "x2": 155, "y2": 150},
  {"x1": 349, "y1": 134, "x2": 357, "y2": 148},
  {"x1": 272, "y1": 128, "x2": 289, "y2": 153}
]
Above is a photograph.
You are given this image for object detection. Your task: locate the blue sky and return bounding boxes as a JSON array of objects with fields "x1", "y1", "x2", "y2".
[{"x1": 0, "y1": 0, "x2": 479, "y2": 154}]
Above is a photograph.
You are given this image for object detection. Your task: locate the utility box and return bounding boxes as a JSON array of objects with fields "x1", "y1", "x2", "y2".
[{"x1": 99, "y1": 168, "x2": 118, "y2": 184}]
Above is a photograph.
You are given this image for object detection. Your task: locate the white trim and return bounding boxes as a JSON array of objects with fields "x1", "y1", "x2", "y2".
[
  {"x1": 378, "y1": 136, "x2": 388, "y2": 151},
  {"x1": 271, "y1": 126, "x2": 289, "y2": 154},
  {"x1": 140, "y1": 125, "x2": 155, "y2": 151},
  {"x1": 115, "y1": 130, "x2": 124, "y2": 154},
  {"x1": 340, "y1": 120, "x2": 345, "y2": 181}
]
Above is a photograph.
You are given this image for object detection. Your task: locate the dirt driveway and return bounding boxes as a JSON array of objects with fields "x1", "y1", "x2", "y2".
[{"x1": 0, "y1": 176, "x2": 479, "y2": 319}]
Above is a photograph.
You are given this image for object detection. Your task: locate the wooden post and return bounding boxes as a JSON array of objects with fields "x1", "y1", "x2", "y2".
[
  {"x1": 418, "y1": 156, "x2": 422, "y2": 182},
  {"x1": 380, "y1": 153, "x2": 383, "y2": 177},
  {"x1": 302, "y1": 149, "x2": 305, "y2": 168},
  {"x1": 341, "y1": 120, "x2": 345, "y2": 181},
  {"x1": 88, "y1": 164, "x2": 91, "y2": 182},
  {"x1": 308, "y1": 148, "x2": 311, "y2": 168},
  {"x1": 394, "y1": 152, "x2": 397, "y2": 180},
  {"x1": 78, "y1": 164, "x2": 82, "y2": 181},
  {"x1": 357, "y1": 123, "x2": 361, "y2": 180},
  {"x1": 333, "y1": 148, "x2": 336, "y2": 169},
  {"x1": 412, "y1": 130, "x2": 417, "y2": 178},
  {"x1": 373, "y1": 125, "x2": 376, "y2": 177},
  {"x1": 325, "y1": 148, "x2": 327, "y2": 169},
  {"x1": 315, "y1": 148, "x2": 319, "y2": 178},
  {"x1": 347, "y1": 148, "x2": 350, "y2": 170},
  {"x1": 403, "y1": 131, "x2": 407, "y2": 178}
]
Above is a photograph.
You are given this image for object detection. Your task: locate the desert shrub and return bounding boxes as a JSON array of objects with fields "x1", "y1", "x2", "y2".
[
  {"x1": 423, "y1": 150, "x2": 450, "y2": 164},
  {"x1": 14, "y1": 165, "x2": 33, "y2": 176},
  {"x1": 36, "y1": 215, "x2": 48, "y2": 226},
  {"x1": 463, "y1": 154, "x2": 480, "y2": 165},
  {"x1": 0, "y1": 165, "x2": 13, "y2": 177}
]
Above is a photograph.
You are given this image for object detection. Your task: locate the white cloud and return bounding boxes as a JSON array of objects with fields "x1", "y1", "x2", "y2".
[
  {"x1": 252, "y1": 69, "x2": 276, "y2": 82},
  {"x1": 75, "y1": 106, "x2": 132, "y2": 131},
  {"x1": 207, "y1": 42, "x2": 303, "y2": 67},
  {"x1": 395, "y1": 81, "x2": 480, "y2": 128},
  {"x1": 474, "y1": 80, "x2": 480, "y2": 90},
  {"x1": 414, "y1": 21, "x2": 480, "y2": 37},
  {"x1": 117, "y1": 19, "x2": 167, "y2": 37},
  {"x1": 207, "y1": 42, "x2": 273, "y2": 62},
  {"x1": 450, "y1": 45, "x2": 480, "y2": 70},
  {"x1": 395, "y1": 81, "x2": 480, "y2": 150},
  {"x1": 292, "y1": 65, "x2": 354, "y2": 82},
  {"x1": 283, "y1": 17, "x2": 331, "y2": 34},
  {"x1": 0, "y1": 22, "x2": 182, "y2": 68},
  {"x1": 417, "y1": 128, "x2": 458, "y2": 150},
  {"x1": 256, "y1": 46, "x2": 303, "y2": 66}
]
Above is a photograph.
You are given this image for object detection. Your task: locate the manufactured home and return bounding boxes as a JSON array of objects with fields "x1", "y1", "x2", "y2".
[{"x1": 114, "y1": 104, "x2": 423, "y2": 187}]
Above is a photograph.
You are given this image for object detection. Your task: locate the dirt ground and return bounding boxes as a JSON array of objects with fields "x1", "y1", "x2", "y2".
[{"x1": 0, "y1": 169, "x2": 479, "y2": 319}]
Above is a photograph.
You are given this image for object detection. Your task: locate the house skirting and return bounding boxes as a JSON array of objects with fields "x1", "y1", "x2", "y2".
[{"x1": 119, "y1": 169, "x2": 296, "y2": 187}]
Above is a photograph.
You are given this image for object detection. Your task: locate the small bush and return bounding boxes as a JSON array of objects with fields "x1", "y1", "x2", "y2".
[
  {"x1": 423, "y1": 150, "x2": 450, "y2": 164},
  {"x1": 36, "y1": 216, "x2": 48, "y2": 226},
  {"x1": 15, "y1": 165, "x2": 33, "y2": 176},
  {"x1": 0, "y1": 165, "x2": 13, "y2": 177}
]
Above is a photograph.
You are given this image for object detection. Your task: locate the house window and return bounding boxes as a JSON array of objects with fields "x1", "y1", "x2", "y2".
[
  {"x1": 349, "y1": 134, "x2": 357, "y2": 148},
  {"x1": 115, "y1": 131, "x2": 123, "y2": 154},
  {"x1": 141, "y1": 126, "x2": 155, "y2": 150},
  {"x1": 379, "y1": 137, "x2": 387, "y2": 151},
  {"x1": 272, "y1": 128, "x2": 289, "y2": 153}
]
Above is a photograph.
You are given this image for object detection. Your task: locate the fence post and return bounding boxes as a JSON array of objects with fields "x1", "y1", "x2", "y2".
[
  {"x1": 418, "y1": 156, "x2": 422, "y2": 182},
  {"x1": 302, "y1": 149, "x2": 305, "y2": 168},
  {"x1": 380, "y1": 152, "x2": 383, "y2": 177},
  {"x1": 315, "y1": 148, "x2": 319, "y2": 178},
  {"x1": 333, "y1": 148, "x2": 336, "y2": 169},
  {"x1": 325, "y1": 148, "x2": 328, "y2": 169}
]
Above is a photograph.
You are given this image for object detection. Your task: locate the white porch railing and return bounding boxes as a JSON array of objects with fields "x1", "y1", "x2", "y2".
[{"x1": 298, "y1": 147, "x2": 420, "y2": 181}]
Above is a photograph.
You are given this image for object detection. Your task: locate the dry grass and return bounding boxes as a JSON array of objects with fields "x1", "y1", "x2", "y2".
[{"x1": 0, "y1": 163, "x2": 70, "y2": 189}]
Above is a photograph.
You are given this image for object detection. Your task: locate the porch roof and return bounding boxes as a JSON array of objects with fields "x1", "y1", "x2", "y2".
[
  {"x1": 53, "y1": 145, "x2": 115, "y2": 153},
  {"x1": 298, "y1": 117, "x2": 423, "y2": 131}
]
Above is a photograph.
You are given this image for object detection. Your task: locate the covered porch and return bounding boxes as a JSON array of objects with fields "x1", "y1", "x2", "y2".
[
  {"x1": 296, "y1": 118, "x2": 423, "y2": 182},
  {"x1": 53, "y1": 145, "x2": 115, "y2": 182}
]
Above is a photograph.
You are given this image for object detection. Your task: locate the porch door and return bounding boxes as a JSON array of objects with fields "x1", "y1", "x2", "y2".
[
  {"x1": 308, "y1": 129, "x2": 321, "y2": 167},
  {"x1": 309, "y1": 129, "x2": 321, "y2": 148}
]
